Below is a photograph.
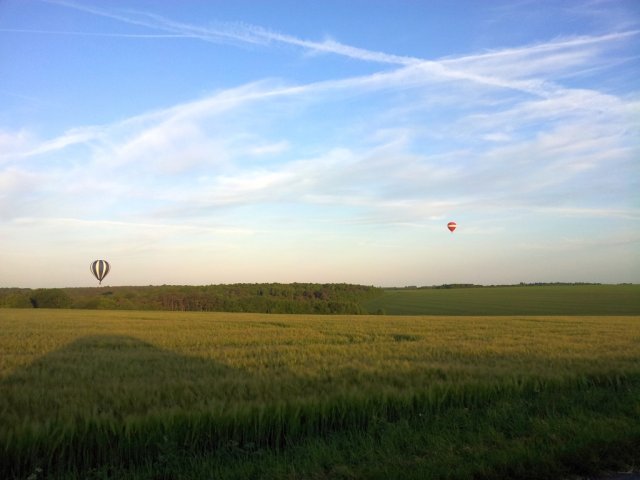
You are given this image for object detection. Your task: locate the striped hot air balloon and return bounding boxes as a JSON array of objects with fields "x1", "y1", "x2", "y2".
[
  {"x1": 447, "y1": 221, "x2": 457, "y2": 233},
  {"x1": 90, "y1": 260, "x2": 110, "y2": 285}
]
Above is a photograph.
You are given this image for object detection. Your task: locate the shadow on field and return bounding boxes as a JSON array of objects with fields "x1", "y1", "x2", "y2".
[
  {"x1": 1, "y1": 335, "x2": 263, "y2": 479},
  {"x1": 1, "y1": 334, "x2": 257, "y2": 413}
]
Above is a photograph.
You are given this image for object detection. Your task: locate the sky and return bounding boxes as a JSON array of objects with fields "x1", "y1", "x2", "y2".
[{"x1": 1, "y1": 0, "x2": 639, "y2": 288}]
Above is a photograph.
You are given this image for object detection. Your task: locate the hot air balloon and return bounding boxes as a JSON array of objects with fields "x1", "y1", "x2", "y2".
[
  {"x1": 447, "y1": 221, "x2": 457, "y2": 233},
  {"x1": 90, "y1": 260, "x2": 110, "y2": 285}
]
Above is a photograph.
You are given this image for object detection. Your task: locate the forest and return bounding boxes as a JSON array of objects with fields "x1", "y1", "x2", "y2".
[{"x1": 0, "y1": 283, "x2": 382, "y2": 314}]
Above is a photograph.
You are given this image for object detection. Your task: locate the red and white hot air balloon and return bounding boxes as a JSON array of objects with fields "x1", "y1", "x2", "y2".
[{"x1": 447, "y1": 221, "x2": 457, "y2": 233}]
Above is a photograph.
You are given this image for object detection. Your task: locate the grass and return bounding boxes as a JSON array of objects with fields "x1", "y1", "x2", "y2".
[
  {"x1": 362, "y1": 284, "x2": 640, "y2": 315},
  {"x1": 74, "y1": 382, "x2": 640, "y2": 480},
  {"x1": 1, "y1": 308, "x2": 639, "y2": 479}
]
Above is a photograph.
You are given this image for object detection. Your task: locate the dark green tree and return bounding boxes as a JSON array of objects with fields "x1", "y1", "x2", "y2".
[
  {"x1": 1, "y1": 292, "x2": 33, "y2": 308},
  {"x1": 30, "y1": 289, "x2": 72, "y2": 308}
]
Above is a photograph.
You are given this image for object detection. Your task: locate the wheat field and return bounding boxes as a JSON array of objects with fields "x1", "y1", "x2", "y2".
[{"x1": 1, "y1": 309, "x2": 639, "y2": 479}]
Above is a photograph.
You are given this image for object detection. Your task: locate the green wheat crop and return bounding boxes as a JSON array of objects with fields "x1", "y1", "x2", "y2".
[
  {"x1": 363, "y1": 284, "x2": 640, "y2": 315},
  {"x1": 1, "y1": 309, "x2": 639, "y2": 478}
]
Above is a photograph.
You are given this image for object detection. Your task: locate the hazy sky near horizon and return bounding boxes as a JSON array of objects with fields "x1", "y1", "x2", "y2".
[{"x1": 1, "y1": 0, "x2": 639, "y2": 288}]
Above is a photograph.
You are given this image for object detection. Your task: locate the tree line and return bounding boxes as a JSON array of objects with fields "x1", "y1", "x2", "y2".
[
  {"x1": 0, "y1": 283, "x2": 383, "y2": 314},
  {"x1": 389, "y1": 282, "x2": 602, "y2": 290}
]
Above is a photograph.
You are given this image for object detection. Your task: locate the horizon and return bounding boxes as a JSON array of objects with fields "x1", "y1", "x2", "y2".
[
  {"x1": 1, "y1": 0, "x2": 639, "y2": 288},
  {"x1": 2, "y1": 280, "x2": 635, "y2": 291}
]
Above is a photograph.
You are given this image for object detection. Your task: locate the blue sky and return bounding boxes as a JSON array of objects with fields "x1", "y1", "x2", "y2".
[{"x1": 1, "y1": 0, "x2": 639, "y2": 287}]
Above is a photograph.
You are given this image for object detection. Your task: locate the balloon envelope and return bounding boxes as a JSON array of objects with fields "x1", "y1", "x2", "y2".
[
  {"x1": 447, "y1": 221, "x2": 457, "y2": 232},
  {"x1": 90, "y1": 260, "x2": 110, "y2": 284}
]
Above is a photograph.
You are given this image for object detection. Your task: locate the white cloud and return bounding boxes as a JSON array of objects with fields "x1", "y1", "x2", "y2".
[
  {"x1": 0, "y1": 168, "x2": 44, "y2": 210},
  {"x1": 47, "y1": 0, "x2": 640, "y2": 98},
  {"x1": 5, "y1": 54, "x2": 635, "y2": 225},
  {"x1": 245, "y1": 141, "x2": 290, "y2": 156},
  {"x1": 482, "y1": 133, "x2": 512, "y2": 142},
  {"x1": 0, "y1": 129, "x2": 35, "y2": 162},
  {"x1": 10, "y1": 216, "x2": 255, "y2": 236},
  {"x1": 3, "y1": 2, "x2": 639, "y2": 285},
  {"x1": 529, "y1": 206, "x2": 640, "y2": 220},
  {"x1": 0, "y1": 126, "x2": 105, "y2": 163}
]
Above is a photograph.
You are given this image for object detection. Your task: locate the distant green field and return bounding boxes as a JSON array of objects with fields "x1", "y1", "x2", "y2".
[
  {"x1": 363, "y1": 284, "x2": 640, "y2": 315},
  {"x1": 1, "y1": 309, "x2": 639, "y2": 479}
]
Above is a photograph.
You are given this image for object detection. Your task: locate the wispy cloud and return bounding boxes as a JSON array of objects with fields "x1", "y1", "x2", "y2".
[
  {"x1": 45, "y1": 0, "x2": 640, "y2": 98},
  {"x1": 3, "y1": 1, "x2": 638, "y2": 285},
  {"x1": 43, "y1": 0, "x2": 419, "y2": 61},
  {"x1": 0, "y1": 129, "x2": 33, "y2": 161},
  {"x1": 0, "y1": 28, "x2": 189, "y2": 38},
  {"x1": 444, "y1": 30, "x2": 639, "y2": 65},
  {"x1": 10, "y1": 216, "x2": 255, "y2": 236},
  {"x1": 5, "y1": 45, "x2": 635, "y2": 226}
]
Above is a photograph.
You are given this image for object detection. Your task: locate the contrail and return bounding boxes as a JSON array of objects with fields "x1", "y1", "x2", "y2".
[{"x1": 0, "y1": 28, "x2": 189, "y2": 38}]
